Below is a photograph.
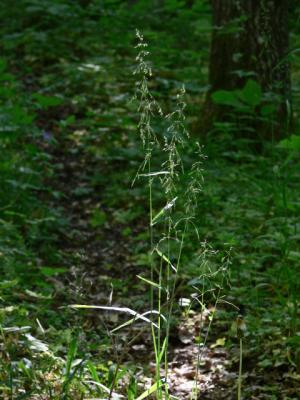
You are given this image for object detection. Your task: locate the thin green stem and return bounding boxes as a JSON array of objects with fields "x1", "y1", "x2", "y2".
[
  {"x1": 149, "y1": 159, "x2": 154, "y2": 313},
  {"x1": 164, "y1": 221, "x2": 188, "y2": 383},
  {"x1": 148, "y1": 158, "x2": 162, "y2": 399},
  {"x1": 156, "y1": 250, "x2": 163, "y2": 399},
  {"x1": 193, "y1": 284, "x2": 222, "y2": 400},
  {"x1": 238, "y1": 338, "x2": 243, "y2": 400}
]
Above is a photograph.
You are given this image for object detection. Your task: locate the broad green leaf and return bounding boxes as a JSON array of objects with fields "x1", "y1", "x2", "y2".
[
  {"x1": 40, "y1": 267, "x2": 67, "y2": 277},
  {"x1": 211, "y1": 90, "x2": 244, "y2": 108},
  {"x1": 278, "y1": 135, "x2": 300, "y2": 151},
  {"x1": 260, "y1": 104, "x2": 276, "y2": 116},
  {"x1": 32, "y1": 93, "x2": 63, "y2": 108},
  {"x1": 0, "y1": 279, "x2": 18, "y2": 289},
  {"x1": 242, "y1": 79, "x2": 262, "y2": 107}
]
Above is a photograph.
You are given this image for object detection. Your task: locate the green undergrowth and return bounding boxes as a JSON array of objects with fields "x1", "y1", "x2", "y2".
[{"x1": 1, "y1": 1, "x2": 300, "y2": 398}]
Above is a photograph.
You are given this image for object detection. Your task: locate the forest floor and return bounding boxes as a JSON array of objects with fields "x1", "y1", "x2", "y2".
[
  {"x1": 38, "y1": 54, "x2": 300, "y2": 398},
  {"x1": 1, "y1": 3, "x2": 300, "y2": 399},
  {"x1": 46, "y1": 111, "x2": 236, "y2": 399}
]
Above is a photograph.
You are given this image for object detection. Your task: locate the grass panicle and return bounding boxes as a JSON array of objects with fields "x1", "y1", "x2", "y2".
[{"x1": 133, "y1": 31, "x2": 227, "y2": 399}]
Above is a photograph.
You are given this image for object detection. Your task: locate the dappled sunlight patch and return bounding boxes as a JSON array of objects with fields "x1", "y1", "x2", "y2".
[{"x1": 165, "y1": 311, "x2": 232, "y2": 399}]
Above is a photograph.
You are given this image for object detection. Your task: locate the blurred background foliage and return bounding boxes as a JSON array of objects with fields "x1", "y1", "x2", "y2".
[{"x1": 1, "y1": 1, "x2": 300, "y2": 398}]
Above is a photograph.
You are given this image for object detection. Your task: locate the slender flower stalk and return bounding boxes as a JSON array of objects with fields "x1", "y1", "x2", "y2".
[{"x1": 133, "y1": 31, "x2": 227, "y2": 399}]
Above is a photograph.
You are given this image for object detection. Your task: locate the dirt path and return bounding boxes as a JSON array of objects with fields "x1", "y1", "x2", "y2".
[{"x1": 41, "y1": 113, "x2": 240, "y2": 399}]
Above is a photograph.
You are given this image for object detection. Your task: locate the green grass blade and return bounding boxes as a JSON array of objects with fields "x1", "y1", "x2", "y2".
[
  {"x1": 65, "y1": 337, "x2": 77, "y2": 378},
  {"x1": 158, "y1": 337, "x2": 167, "y2": 364},
  {"x1": 135, "y1": 379, "x2": 166, "y2": 400},
  {"x1": 151, "y1": 197, "x2": 177, "y2": 226},
  {"x1": 111, "y1": 310, "x2": 165, "y2": 333},
  {"x1": 69, "y1": 304, "x2": 159, "y2": 329},
  {"x1": 154, "y1": 248, "x2": 177, "y2": 272},
  {"x1": 137, "y1": 275, "x2": 162, "y2": 289},
  {"x1": 87, "y1": 361, "x2": 100, "y2": 384}
]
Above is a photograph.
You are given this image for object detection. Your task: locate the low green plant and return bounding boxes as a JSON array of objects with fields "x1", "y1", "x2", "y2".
[
  {"x1": 133, "y1": 30, "x2": 232, "y2": 399},
  {"x1": 71, "y1": 31, "x2": 229, "y2": 400}
]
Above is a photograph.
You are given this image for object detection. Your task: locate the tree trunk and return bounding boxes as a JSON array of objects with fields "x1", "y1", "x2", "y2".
[{"x1": 203, "y1": 0, "x2": 290, "y2": 142}]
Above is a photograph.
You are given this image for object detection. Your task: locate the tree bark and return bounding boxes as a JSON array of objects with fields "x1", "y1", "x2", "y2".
[{"x1": 203, "y1": 0, "x2": 290, "y2": 141}]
